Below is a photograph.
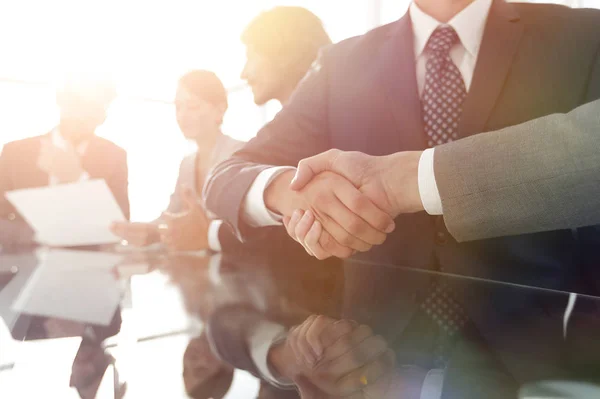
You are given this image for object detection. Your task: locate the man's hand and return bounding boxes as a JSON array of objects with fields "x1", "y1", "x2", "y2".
[
  {"x1": 284, "y1": 150, "x2": 423, "y2": 258},
  {"x1": 158, "y1": 187, "x2": 210, "y2": 252},
  {"x1": 37, "y1": 138, "x2": 85, "y2": 184},
  {"x1": 290, "y1": 150, "x2": 424, "y2": 217},
  {"x1": 282, "y1": 315, "x2": 396, "y2": 398},
  {"x1": 110, "y1": 221, "x2": 159, "y2": 247},
  {"x1": 265, "y1": 170, "x2": 395, "y2": 259}
]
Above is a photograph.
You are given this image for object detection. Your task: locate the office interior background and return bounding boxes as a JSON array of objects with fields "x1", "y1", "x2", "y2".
[
  {"x1": 2, "y1": 1, "x2": 600, "y2": 398},
  {"x1": 0, "y1": 0, "x2": 598, "y2": 223}
]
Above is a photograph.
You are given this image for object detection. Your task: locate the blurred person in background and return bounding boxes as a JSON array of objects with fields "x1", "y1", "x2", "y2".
[
  {"x1": 241, "y1": 6, "x2": 332, "y2": 106},
  {"x1": 111, "y1": 70, "x2": 243, "y2": 252},
  {"x1": 0, "y1": 74, "x2": 128, "y2": 251},
  {"x1": 113, "y1": 5, "x2": 333, "y2": 254}
]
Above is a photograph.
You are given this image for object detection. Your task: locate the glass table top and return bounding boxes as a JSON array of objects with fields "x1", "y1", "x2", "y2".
[{"x1": 0, "y1": 247, "x2": 599, "y2": 398}]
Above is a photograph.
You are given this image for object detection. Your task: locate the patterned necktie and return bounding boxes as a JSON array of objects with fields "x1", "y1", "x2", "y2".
[
  {"x1": 422, "y1": 26, "x2": 467, "y2": 146},
  {"x1": 420, "y1": 26, "x2": 469, "y2": 362}
]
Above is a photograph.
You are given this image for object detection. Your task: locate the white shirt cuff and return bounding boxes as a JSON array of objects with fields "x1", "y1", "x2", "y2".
[
  {"x1": 418, "y1": 148, "x2": 443, "y2": 215},
  {"x1": 242, "y1": 166, "x2": 296, "y2": 227},
  {"x1": 248, "y1": 321, "x2": 294, "y2": 388},
  {"x1": 208, "y1": 220, "x2": 222, "y2": 252}
]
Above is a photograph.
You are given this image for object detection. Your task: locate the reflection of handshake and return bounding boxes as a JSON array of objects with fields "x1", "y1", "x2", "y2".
[
  {"x1": 270, "y1": 315, "x2": 397, "y2": 398},
  {"x1": 265, "y1": 150, "x2": 424, "y2": 259}
]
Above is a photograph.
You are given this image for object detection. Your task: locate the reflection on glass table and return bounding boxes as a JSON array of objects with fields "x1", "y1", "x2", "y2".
[{"x1": 0, "y1": 248, "x2": 599, "y2": 398}]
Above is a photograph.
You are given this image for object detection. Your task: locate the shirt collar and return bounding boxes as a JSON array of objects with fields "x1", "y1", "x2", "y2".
[
  {"x1": 409, "y1": 0, "x2": 493, "y2": 59},
  {"x1": 51, "y1": 127, "x2": 89, "y2": 155}
]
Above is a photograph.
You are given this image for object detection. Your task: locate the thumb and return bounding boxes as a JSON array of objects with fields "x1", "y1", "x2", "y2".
[{"x1": 290, "y1": 149, "x2": 340, "y2": 191}]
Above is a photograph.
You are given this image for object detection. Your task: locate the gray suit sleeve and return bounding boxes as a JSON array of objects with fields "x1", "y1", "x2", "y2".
[{"x1": 435, "y1": 99, "x2": 600, "y2": 242}]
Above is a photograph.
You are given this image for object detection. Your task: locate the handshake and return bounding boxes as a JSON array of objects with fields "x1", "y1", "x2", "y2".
[
  {"x1": 271, "y1": 315, "x2": 399, "y2": 398},
  {"x1": 265, "y1": 150, "x2": 424, "y2": 259}
]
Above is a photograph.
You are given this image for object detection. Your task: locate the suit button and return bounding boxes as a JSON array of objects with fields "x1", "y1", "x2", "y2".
[
  {"x1": 435, "y1": 231, "x2": 447, "y2": 245},
  {"x1": 7, "y1": 213, "x2": 16, "y2": 221}
]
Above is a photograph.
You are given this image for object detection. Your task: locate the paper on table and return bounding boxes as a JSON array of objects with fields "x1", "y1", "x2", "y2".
[
  {"x1": 10, "y1": 249, "x2": 123, "y2": 326},
  {"x1": 5, "y1": 179, "x2": 125, "y2": 247}
]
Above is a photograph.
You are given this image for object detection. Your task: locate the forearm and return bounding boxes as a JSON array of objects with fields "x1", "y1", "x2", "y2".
[
  {"x1": 204, "y1": 158, "x2": 273, "y2": 236},
  {"x1": 435, "y1": 99, "x2": 600, "y2": 241},
  {"x1": 267, "y1": 341, "x2": 299, "y2": 383}
]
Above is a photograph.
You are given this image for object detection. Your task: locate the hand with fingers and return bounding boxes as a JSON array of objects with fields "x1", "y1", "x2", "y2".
[
  {"x1": 110, "y1": 221, "x2": 160, "y2": 247},
  {"x1": 265, "y1": 170, "x2": 395, "y2": 260},
  {"x1": 158, "y1": 186, "x2": 210, "y2": 252},
  {"x1": 283, "y1": 315, "x2": 397, "y2": 398},
  {"x1": 284, "y1": 149, "x2": 424, "y2": 259}
]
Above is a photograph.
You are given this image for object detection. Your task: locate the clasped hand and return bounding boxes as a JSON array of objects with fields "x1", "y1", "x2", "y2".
[
  {"x1": 275, "y1": 150, "x2": 422, "y2": 259},
  {"x1": 267, "y1": 168, "x2": 395, "y2": 259},
  {"x1": 282, "y1": 315, "x2": 396, "y2": 398}
]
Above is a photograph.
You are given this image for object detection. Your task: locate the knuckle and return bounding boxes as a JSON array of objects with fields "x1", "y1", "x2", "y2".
[
  {"x1": 356, "y1": 324, "x2": 374, "y2": 339},
  {"x1": 372, "y1": 335, "x2": 388, "y2": 350},
  {"x1": 320, "y1": 234, "x2": 336, "y2": 252},
  {"x1": 334, "y1": 320, "x2": 355, "y2": 335},
  {"x1": 337, "y1": 246, "x2": 355, "y2": 259},
  {"x1": 349, "y1": 195, "x2": 368, "y2": 213},
  {"x1": 305, "y1": 314, "x2": 317, "y2": 325},
  {"x1": 365, "y1": 336, "x2": 389, "y2": 358},
  {"x1": 336, "y1": 334, "x2": 354, "y2": 351},
  {"x1": 314, "y1": 314, "x2": 329, "y2": 327},
  {"x1": 339, "y1": 234, "x2": 356, "y2": 248},
  {"x1": 347, "y1": 218, "x2": 367, "y2": 236}
]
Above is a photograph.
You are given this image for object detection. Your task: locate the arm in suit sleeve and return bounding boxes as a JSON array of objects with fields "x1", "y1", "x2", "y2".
[
  {"x1": 435, "y1": 98, "x2": 600, "y2": 242},
  {"x1": 207, "y1": 305, "x2": 295, "y2": 389},
  {"x1": 0, "y1": 143, "x2": 35, "y2": 249},
  {"x1": 203, "y1": 49, "x2": 333, "y2": 241}
]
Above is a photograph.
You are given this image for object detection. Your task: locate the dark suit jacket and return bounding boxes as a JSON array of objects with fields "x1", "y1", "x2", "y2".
[
  {"x1": 205, "y1": 250, "x2": 343, "y2": 393},
  {"x1": 204, "y1": 0, "x2": 600, "y2": 383},
  {"x1": 0, "y1": 133, "x2": 129, "y2": 249}
]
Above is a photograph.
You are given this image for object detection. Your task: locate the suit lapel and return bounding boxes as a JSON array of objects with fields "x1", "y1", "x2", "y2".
[
  {"x1": 377, "y1": 15, "x2": 427, "y2": 151},
  {"x1": 459, "y1": 0, "x2": 523, "y2": 138},
  {"x1": 29, "y1": 134, "x2": 52, "y2": 187}
]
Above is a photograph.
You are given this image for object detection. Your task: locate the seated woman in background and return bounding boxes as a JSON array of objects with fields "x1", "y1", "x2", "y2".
[{"x1": 111, "y1": 70, "x2": 243, "y2": 252}]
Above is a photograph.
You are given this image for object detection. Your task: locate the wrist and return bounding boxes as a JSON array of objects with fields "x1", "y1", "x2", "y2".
[
  {"x1": 382, "y1": 151, "x2": 423, "y2": 216},
  {"x1": 264, "y1": 170, "x2": 299, "y2": 217},
  {"x1": 267, "y1": 340, "x2": 298, "y2": 381}
]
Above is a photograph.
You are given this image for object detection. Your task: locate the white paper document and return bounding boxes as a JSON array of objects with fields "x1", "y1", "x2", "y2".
[
  {"x1": 5, "y1": 179, "x2": 125, "y2": 247},
  {"x1": 10, "y1": 249, "x2": 123, "y2": 326}
]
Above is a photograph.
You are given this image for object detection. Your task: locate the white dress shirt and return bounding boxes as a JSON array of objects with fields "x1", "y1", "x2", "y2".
[
  {"x1": 203, "y1": 134, "x2": 245, "y2": 251},
  {"x1": 241, "y1": 0, "x2": 492, "y2": 225},
  {"x1": 411, "y1": 0, "x2": 492, "y2": 215},
  {"x1": 48, "y1": 128, "x2": 90, "y2": 186}
]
